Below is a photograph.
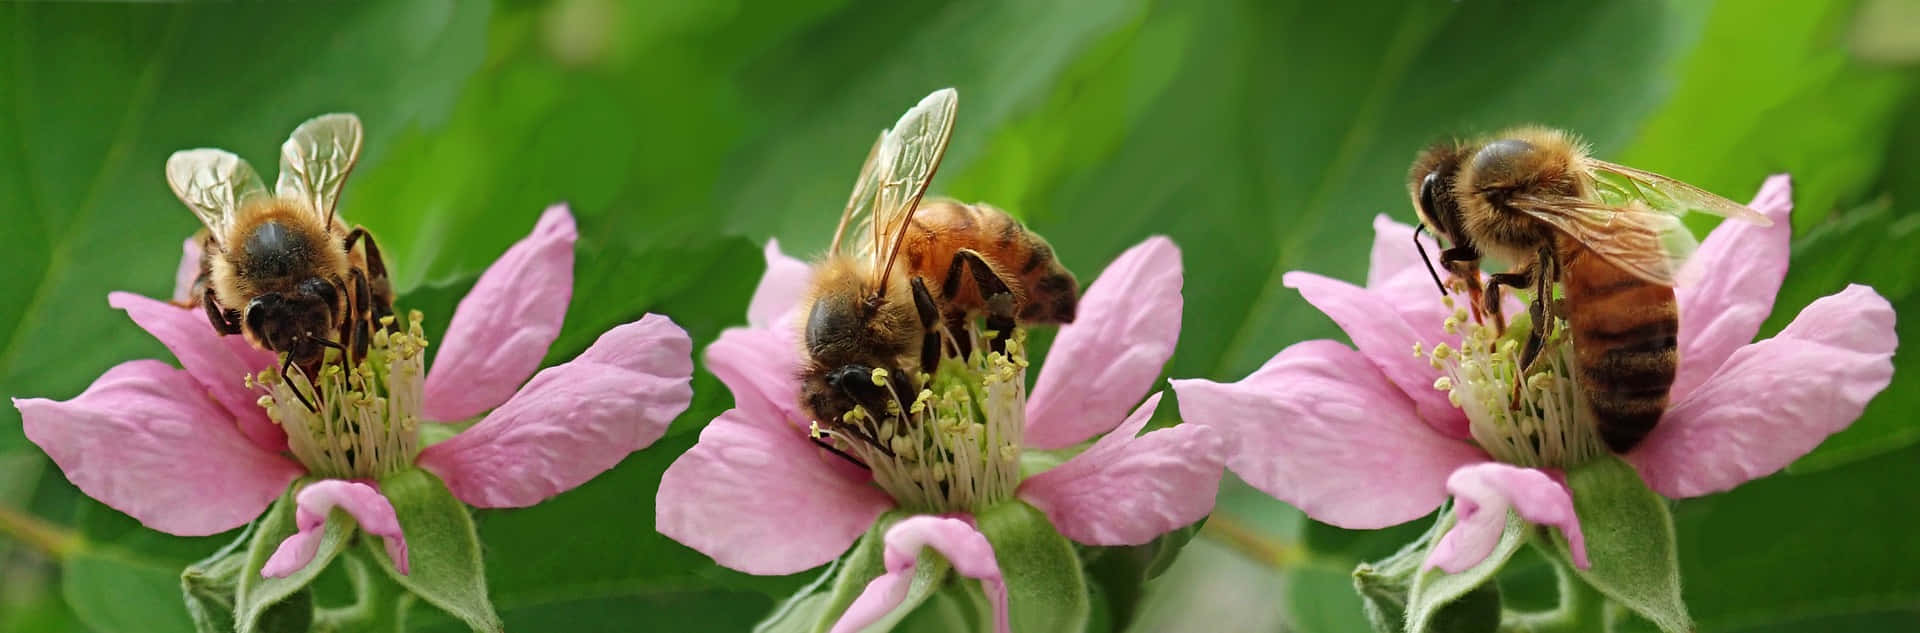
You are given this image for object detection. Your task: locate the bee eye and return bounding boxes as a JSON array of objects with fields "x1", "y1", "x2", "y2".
[{"x1": 1418, "y1": 172, "x2": 1447, "y2": 232}]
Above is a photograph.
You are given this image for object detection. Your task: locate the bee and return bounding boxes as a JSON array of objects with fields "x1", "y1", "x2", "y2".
[
  {"x1": 1408, "y1": 126, "x2": 1770, "y2": 452},
  {"x1": 798, "y1": 88, "x2": 1079, "y2": 454},
  {"x1": 165, "y1": 113, "x2": 394, "y2": 409}
]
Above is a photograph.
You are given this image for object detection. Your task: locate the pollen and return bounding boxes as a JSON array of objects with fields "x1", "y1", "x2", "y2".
[
  {"x1": 253, "y1": 311, "x2": 429, "y2": 480},
  {"x1": 1424, "y1": 307, "x2": 1603, "y2": 470}
]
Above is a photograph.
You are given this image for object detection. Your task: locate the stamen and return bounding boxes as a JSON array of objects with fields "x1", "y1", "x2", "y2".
[
  {"x1": 816, "y1": 323, "x2": 1029, "y2": 514},
  {"x1": 255, "y1": 311, "x2": 428, "y2": 479},
  {"x1": 1425, "y1": 301, "x2": 1604, "y2": 470}
]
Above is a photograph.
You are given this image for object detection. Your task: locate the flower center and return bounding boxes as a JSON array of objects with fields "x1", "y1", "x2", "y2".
[
  {"x1": 815, "y1": 325, "x2": 1028, "y2": 514},
  {"x1": 253, "y1": 311, "x2": 428, "y2": 480},
  {"x1": 1422, "y1": 296, "x2": 1603, "y2": 469}
]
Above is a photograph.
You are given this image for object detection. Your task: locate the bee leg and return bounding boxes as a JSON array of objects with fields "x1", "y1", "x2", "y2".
[
  {"x1": 347, "y1": 269, "x2": 374, "y2": 363},
  {"x1": 911, "y1": 278, "x2": 943, "y2": 373},
  {"x1": 202, "y1": 289, "x2": 243, "y2": 335},
  {"x1": 942, "y1": 249, "x2": 1017, "y2": 354},
  {"x1": 343, "y1": 227, "x2": 395, "y2": 328},
  {"x1": 1484, "y1": 269, "x2": 1533, "y2": 333}
]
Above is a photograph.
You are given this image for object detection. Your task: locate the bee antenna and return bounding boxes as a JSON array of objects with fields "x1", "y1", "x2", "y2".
[{"x1": 1413, "y1": 224, "x2": 1448, "y2": 296}]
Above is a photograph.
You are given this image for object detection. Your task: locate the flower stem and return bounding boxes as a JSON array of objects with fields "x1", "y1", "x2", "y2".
[
  {"x1": 1198, "y1": 513, "x2": 1302, "y2": 570},
  {"x1": 0, "y1": 505, "x2": 82, "y2": 559}
]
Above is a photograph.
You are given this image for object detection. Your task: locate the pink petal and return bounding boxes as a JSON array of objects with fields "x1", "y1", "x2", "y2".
[
  {"x1": 747, "y1": 239, "x2": 814, "y2": 330},
  {"x1": 262, "y1": 480, "x2": 408, "y2": 577},
  {"x1": 418, "y1": 314, "x2": 694, "y2": 508},
  {"x1": 1018, "y1": 393, "x2": 1226, "y2": 545},
  {"x1": 1630, "y1": 284, "x2": 1896, "y2": 499},
  {"x1": 423, "y1": 205, "x2": 577, "y2": 421},
  {"x1": 1424, "y1": 463, "x2": 1588, "y2": 573},
  {"x1": 831, "y1": 516, "x2": 1010, "y2": 633},
  {"x1": 172, "y1": 235, "x2": 203, "y2": 304},
  {"x1": 1366, "y1": 214, "x2": 1449, "y2": 313},
  {"x1": 1026, "y1": 237, "x2": 1183, "y2": 449},
  {"x1": 108, "y1": 292, "x2": 285, "y2": 452},
  {"x1": 704, "y1": 324, "x2": 809, "y2": 431},
  {"x1": 15, "y1": 361, "x2": 302, "y2": 536},
  {"x1": 1285, "y1": 271, "x2": 1471, "y2": 439},
  {"x1": 1672, "y1": 175, "x2": 1794, "y2": 399},
  {"x1": 1170, "y1": 340, "x2": 1485, "y2": 529},
  {"x1": 656, "y1": 410, "x2": 893, "y2": 575}
]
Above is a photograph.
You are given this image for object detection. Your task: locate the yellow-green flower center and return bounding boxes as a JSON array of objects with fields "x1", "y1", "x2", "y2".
[
  {"x1": 816, "y1": 326, "x2": 1028, "y2": 514},
  {"x1": 253, "y1": 311, "x2": 428, "y2": 480},
  {"x1": 1422, "y1": 296, "x2": 1604, "y2": 469}
]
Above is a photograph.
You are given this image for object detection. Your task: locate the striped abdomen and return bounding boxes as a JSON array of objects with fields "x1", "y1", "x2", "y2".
[
  {"x1": 1559, "y1": 238, "x2": 1677, "y2": 453},
  {"x1": 896, "y1": 200, "x2": 1079, "y2": 324}
]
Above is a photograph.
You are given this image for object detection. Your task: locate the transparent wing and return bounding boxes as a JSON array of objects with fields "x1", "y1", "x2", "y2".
[
  {"x1": 165, "y1": 149, "x2": 269, "y2": 243},
  {"x1": 275, "y1": 113, "x2": 364, "y2": 226},
  {"x1": 1584, "y1": 158, "x2": 1771, "y2": 226},
  {"x1": 830, "y1": 132, "x2": 885, "y2": 256},
  {"x1": 1509, "y1": 193, "x2": 1698, "y2": 287},
  {"x1": 866, "y1": 88, "x2": 958, "y2": 286}
]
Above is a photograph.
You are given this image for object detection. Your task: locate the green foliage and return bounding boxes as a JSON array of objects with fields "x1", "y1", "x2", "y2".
[
  {"x1": 371, "y1": 470, "x2": 500, "y2": 633},
  {"x1": 1554, "y1": 457, "x2": 1689, "y2": 633},
  {"x1": 2, "y1": 0, "x2": 1918, "y2": 631}
]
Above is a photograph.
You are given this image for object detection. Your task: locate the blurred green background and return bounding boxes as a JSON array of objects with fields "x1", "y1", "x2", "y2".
[{"x1": 2, "y1": 0, "x2": 1918, "y2": 631}]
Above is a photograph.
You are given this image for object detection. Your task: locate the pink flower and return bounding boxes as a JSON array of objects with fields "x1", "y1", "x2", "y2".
[
  {"x1": 15, "y1": 205, "x2": 694, "y2": 577},
  {"x1": 657, "y1": 237, "x2": 1226, "y2": 629},
  {"x1": 1173, "y1": 175, "x2": 1897, "y2": 572}
]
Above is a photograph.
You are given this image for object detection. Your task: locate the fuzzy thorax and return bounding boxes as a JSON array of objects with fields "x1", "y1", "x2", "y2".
[
  {"x1": 1423, "y1": 296, "x2": 1604, "y2": 470},
  {"x1": 254, "y1": 311, "x2": 427, "y2": 479},
  {"x1": 818, "y1": 326, "x2": 1028, "y2": 514}
]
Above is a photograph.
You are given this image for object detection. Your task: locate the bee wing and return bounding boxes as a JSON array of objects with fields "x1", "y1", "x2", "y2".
[
  {"x1": 1583, "y1": 158, "x2": 1772, "y2": 226},
  {"x1": 867, "y1": 88, "x2": 958, "y2": 289},
  {"x1": 1509, "y1": 193, "x2": 1699, "y2": 287},
  {"x1": 165, "y1": 149, "x2": 269, "y2": 244},
  {"x1": 830, "y1": 131, "x2": 885, "y2": 256},
  {"x1": 275, "y1": 113, "x2": 364, "y2": 227}
]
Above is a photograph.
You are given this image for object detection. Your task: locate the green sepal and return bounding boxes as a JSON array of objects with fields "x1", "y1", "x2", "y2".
[
  {"x1": 803, "y1": 512, "x2": 902, "y2": 633},
  {"x1": 977, "y1": 501, "x2": 1090, "y2": 633},
  {"x1": 1405, "y1": 510, "x2": 1524, "y2": 633},
  {"x1": 234, "y1": 482, "x2": 351, "y2": 633},
  {"x1": 370, "y1": 468, "x2": 501, "y2": 633},
  {"x1": 1083, "y1": 518, "x2": 1205, "y2": 629},
  {"x1": 1552, "y1": 455, "x2": 1691, "y2": 633},
  {"x1": 1351, "y1": 504, "x2": 1509, "y2": 633},
  {"x1": 181, "y1": 521, "x2": 252, "y2": 633}
]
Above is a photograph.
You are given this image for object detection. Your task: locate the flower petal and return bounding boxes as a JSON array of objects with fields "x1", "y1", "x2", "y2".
[
  {"x1": 1425, "y1": 463, "x2": 1588, "y2": 573},
  {"x1": 1284, "y1": 271, "x2": 1471, "y2": 439},
  {"x1": 418, "y1": 314, "x2": 694, "y2": 508},
  {"x1": 1018, "y1": 393, "x2": 1225, "y2": 546},
  {"x1": 1171, "y1": 340, "x2": 1485, "y2": 529},
  {"x1": 172, "y1": 235, "x2": 203, "y2": 304},
  {"x1": 831, "y1": 516, "x2": 1010, "y2": 633},
  {"x1": 705, "y1": 324, "x2": 809, "y2": 430},
  {"x1": 262, "y1": 480, "x2": 408, "y2": 578},
  {"x1": 109, "y1": 292, "x2": 285, "y2": 452},
  {"x1": 15, "y1": 361, "x2": 302, "y2": 536},
  {"x1": 423, "y1": 205, "x2": 577, "y2": 421},
  {"x1": 1026, "y1": 237, "x2": 1182, "y2": 449},
  {"x1": 747, "y1": 239, "x2": 814, "y2": 330},
  {"x1": 656, "y1": 410, "x2": 893, "y2": 575},
  {"x1": 1630, "y1": 284, "x2": 1896, "y2": 499},
  {"x1": 1672, "y1": 175, "x2": 1794, "y2": 399}
]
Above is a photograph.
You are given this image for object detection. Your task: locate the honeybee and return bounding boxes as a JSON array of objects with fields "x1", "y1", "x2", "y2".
[
  {"x1": 165, "y1": 113, "x2": 394, "y2": 409},
  {"x1": 798, "y1": 88, "x2": 1079, "y2": 451},
  {"x1": 1408, "y1": 126, "x2": 1770, "y2": 452}
]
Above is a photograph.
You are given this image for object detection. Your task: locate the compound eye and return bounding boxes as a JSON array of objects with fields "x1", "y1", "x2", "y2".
[
  {"x1": 1417, "y1": 172, "x2": 1447, "y2": 232},
  {"x1": 244, "y1": 294, "x2": 278, "y2": 338}
]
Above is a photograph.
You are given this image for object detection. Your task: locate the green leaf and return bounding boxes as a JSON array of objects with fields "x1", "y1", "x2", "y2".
[
  {"x1": 370, "y1": 468, "x2": 501, "y2": 633},
  {"x1": 1082, "y1": 519, "x2": 1205, "y2": 629},
  {"x1": 806, "y1": 513, "x2": 898, "y2": 633},
  {"x1": 977, "y1": 501, "x2": 1090, "y2": 633},
  {"x1": 235, "y1": 488, "x2": 352, "y2": 633},
  {"x1": 1552, "y1": 456, "x2": 1689, "y2": 633},
  {"x1": 62, "y1": 548, "x2": 197, "y2": 633},
  {"x1": 1405, "y1": 512, "x2": 1525, "y2": 633},
  {"x1": 180, "y1": 522, "x2": 254, "y2": 633}
]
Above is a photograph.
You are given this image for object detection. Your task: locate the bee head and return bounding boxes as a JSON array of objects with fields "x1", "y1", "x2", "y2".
[{"x1": 244, "y1": 278, "x2": 341, "y2": 364}]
